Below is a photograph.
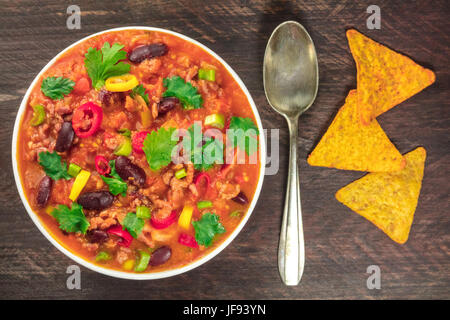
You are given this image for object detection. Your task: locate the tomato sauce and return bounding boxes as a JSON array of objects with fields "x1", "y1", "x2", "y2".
[{"x1": 17, "y1": 30, "x2": 261, "y2": 273}]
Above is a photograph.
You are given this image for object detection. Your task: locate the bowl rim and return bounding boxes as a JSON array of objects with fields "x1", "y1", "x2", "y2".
[{"x1": 11, "y1": 26, "x2": 266, "y2": 280}]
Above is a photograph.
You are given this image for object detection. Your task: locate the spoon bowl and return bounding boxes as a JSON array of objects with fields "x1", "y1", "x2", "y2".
[
  {"x1": 264, "y1": 21, "x2": 318, "y2": 118},
  {"x1": 263, "y1": 21, "x2": 319, "y2": 285}
]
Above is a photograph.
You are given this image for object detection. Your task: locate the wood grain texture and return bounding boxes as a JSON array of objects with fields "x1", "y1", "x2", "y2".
[{"x1": 0, "y1": 0, "x2": 449, "y2": 300}]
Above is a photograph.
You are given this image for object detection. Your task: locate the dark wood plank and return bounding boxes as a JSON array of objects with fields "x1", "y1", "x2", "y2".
[{"x1": 0, "y1": 0, "x2": 448, "y2": 299}]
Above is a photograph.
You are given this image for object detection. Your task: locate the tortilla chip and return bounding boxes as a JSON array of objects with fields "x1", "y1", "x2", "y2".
[
  {"x1": 346, "y1": 29, "x2": 435, "y2": 125},
  {"x1": 307, "y1": 90, "x2": 405, "y2": 172},
  {"x1": 336, "y1": 147, "x2": 426, "y2": 244}
]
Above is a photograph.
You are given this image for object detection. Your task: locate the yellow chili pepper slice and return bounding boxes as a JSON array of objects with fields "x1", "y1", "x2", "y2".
[
  {"x1": 105, "y1": 74, "x2": 139, "y2": 92},
  {"x1": 69, "y1": 170, "x2": 91, "y2": 201},
  {"x1": 178, "y1": 204, "x2": 194, "y2": 230}
]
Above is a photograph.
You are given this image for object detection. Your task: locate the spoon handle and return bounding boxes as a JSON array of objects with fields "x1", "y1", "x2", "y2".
[{"x1": 278, "y1": 117, "x2": 305, "y2": 285}]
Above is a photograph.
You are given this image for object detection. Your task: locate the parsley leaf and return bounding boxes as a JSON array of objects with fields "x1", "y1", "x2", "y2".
[
  {"x1": 143, "y1": 127, "x2": 179, "y2": 171},
  {"x1": 227, "y1": 117, "x2": 259, "y2": 156},
  {"x1": 121, "y1": 212, "x2": 145, "y2": 238},
  {"x1": 183, "y1": 123, "x2": 223, "y2": 171},
  {"x1": 41, "y1": 76, "x2": 75, "y2": 100},
  {"x1": 51, "y1": 203, "x2": 90, "y2": 234},
  {"x1": 84, "y1": 42, "x2": 130, "y2": 90},
  {"x1": 130, "y1": 84, "x2": 149, "y2": 105},
  {"x1": 163, "y1": 76, "x2": 203, "y2": 109},
  {"x1": 192, "y1": 213, "x2": 226, "y2": 247},
  {"x1": 101, "y1": 160, "x2": 127, "y2": 196},
  {"x1": 38, "y1": 151, "x2": 72, "y2": 180}
]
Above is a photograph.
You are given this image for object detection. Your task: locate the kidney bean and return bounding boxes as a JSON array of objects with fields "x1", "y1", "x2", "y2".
[
  {"x1": 115, "y1": 156, "x2": 146, "y2": 187},
  {"x1": 232, "y1": 191, "x2": 248, "y2": 205},
  {"x1": 54, "y1": 121, "x2": 75, "y2": 152},
  {"x1": 149, "y1": 246, "x2": 172, "y2": 266},
  {"x1": 86, "y1": 229, "x2": 108, "y2": 243},
  {"x1": 36, "y1": 176, "x2": 52, "y2": 207},
  {"x1": 129, "y1": 43, "x2": 168, "y2": 63},
  {"x1": 77, "y1": 191, "x2": 114, "y2": 210},
  {"x1": 157, "y1": 97, "x2": 179, "y2": 115},
  {"x1": 98, "y1": 89, "x2": 125, "y2": 107}
]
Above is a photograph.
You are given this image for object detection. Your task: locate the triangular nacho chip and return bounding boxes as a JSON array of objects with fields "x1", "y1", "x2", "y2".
[
  {"x1": 346, "y1": 29, "x2": 435, "y2": 125},
  {"x1": 307, "y1": 90, "x2": 405, "y2": 172},
  {"x1": 336, "y1": 147, "x2": 426, "y2": 244}
]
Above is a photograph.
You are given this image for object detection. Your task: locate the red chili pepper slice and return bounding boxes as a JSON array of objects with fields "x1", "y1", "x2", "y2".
[
  {"x1": 178, "y1": 233, "x2": 199, "y2": 248},
  {"x1": 106, "y1": 225, "x2": 133, "y2": 247},
  {"x1": 150, "y1": 210, "x2": 178, "y2": 229},
  {"x1": 72, "y1": 102, "x2": 103, "y2": 138},
  {"x1": 193, "y1": 172, "x2": 211, "y2": 197},
  {"x1": 132, "y1": 131, "x2": 150, "y2": 154},
  {"x1": 95, "y1": 155, "x2": 111, "y2": 175}
]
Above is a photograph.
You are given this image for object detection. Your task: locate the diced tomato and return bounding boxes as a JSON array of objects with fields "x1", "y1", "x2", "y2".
[
  {"x1": 178, "y1": 233, "x2": 198, "y2": 248},
  {"x1": 72, "y1": 77, "x2": 91, "y2": 95},
  {"x1": 132, "y1": 131, "x2": 151, "y2": 154}
]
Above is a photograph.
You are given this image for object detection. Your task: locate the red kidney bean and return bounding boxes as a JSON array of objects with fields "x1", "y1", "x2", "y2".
[
  {"x1": 115, "y1": 156, "x2": 146, "y2": 187},
  {"x1": 54, "y1": 121, "x2": 74, "y2": 152},
  {"x1": 77, "y1": 191, "x2": 114, "y2": 210},
  {"x1": 86, "y1": 229, "x2": 108, "y2": 243},
  {"x1": 232, "y1": 191, "x2": 248, "y2": 205},
  {"x1": 36, "y1": 176, "x2": 52, "y2": 207},
  {"x1": 149, "y1": 246, "x2": 172, "y2": 266},
  {"x1": 157, "y1": 97, "x2": 179, "y2": 115},
  {"x1": 98, "y1": 89, "x2": 125, "y2": 107},
  {"x1": 129, "y1": 43, "x2": 168, "y2": 63}
]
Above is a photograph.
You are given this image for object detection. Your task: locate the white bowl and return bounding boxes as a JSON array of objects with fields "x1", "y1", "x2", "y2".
[{"x1": 11, "y1": 27, "x2": 266, "y2": 280}]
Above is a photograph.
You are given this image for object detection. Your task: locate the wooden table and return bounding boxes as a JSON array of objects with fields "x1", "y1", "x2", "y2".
[{"x1": 1, "y1": 0, "x2": 448, "y2": 299}]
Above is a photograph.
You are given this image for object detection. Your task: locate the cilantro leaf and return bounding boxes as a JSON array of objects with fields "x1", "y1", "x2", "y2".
[
  {"x1": 227, "y1": 116, "x2": 259, "y2": 156},
  {"x1": 121, "y1": 212, "x2": 145, "y2": 238},
  {"x1": 41, "y1": 76, "x2": 75, "y2": 100},
  {"x1": 38, "y1": 151, "x2": 72, "y2": 180},
  {"x1": 101, "y1": 160, "x2": 127, "y2": 196},
  {"x1": 84, "y1": 42, "x2": 130, "y2": 90},
  {"x1": 131, "y1": 84, "x2": 149, "y2": 105},
  {"x1": 192, "y1": 213, "x2": 226, "y2": 247},
  {"x1": 183, "y1": 123, "x2": 223, "y2": 171},
  {"x1": 51, "y1": 203, "x2": 90, "y2": 234},
  {"x1": 163, "y1": 76, "x2": 203, "y2": 109},
  {"x1": 143, "y1": 127, "x2": 179, "y2": 171}
]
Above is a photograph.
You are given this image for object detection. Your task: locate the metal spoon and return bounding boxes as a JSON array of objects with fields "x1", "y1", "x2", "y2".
[{"x1": 263, "y1": 21, "x2": 319, "y2": 285}]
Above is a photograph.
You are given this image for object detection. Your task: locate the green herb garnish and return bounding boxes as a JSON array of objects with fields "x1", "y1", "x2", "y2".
[
  {"x1": 84, "y1": 42, "x2": 130, "y2": 90},
  {"x1": 131, "y1": 84, "x2": 149, "y2": 105},
  {"x1": 192, "y1": 213, "x2": 225, "y2": 247},
  {"x1": 227, "y1": 116, "x2": 259, "y2": 156},
  {"x1": 41, "y1": 76, "x2": 75, "y2": 100},
  {"x1": 51, "y1": 203, "x2": 90, "y2": 234},
  {"x1": 101, "y1": 160, "x2": 127, "y2": 196},
  {"x1": 38, "y1": 151, "x2": 72, "y2": 180},
  {"x1": 162, "y1": 76, "x2": 203, "y2": 109},
  {"x1": 143, "y1": 127, "x2": 179, "y2": 171},
  {"x1": 121, "y1": 212, "x2": 145, "y2": 238}
]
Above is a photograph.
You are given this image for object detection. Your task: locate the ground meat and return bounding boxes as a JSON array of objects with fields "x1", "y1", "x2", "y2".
[
  {"x1": 115, "y1": 246, "x2": 132, "y2": 264},
  {"x1": 137, "y1": 222, "x2": 154, "y2": 247},
  {"x1": 89, "y1": 207, "x2": 127, "y2": 230},
  {"x1": 216, "y1": 181, "x2": 240, "y2": 200}
]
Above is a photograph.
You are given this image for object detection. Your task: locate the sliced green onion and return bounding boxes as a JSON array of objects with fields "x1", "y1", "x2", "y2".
[
  {"x1": 197, "y1": 200, "x2": 213, "y2": 209},
  {"x1": 114, "y1": 137, "x2": 132, "y2": 156},
  {"x1": 175, "y1": 168, "x2": 187, "y2": 179},
  {"x1": 230, "y1": 210, "x2": 242, "y2": 217},
  {"x1": 204, "y1": 113, "x2": 225, "y2": 129},
  {"x1": 134, "y1": 250, "x2": 151, "y2": 272},
  {"x1": 30, "y1": 104, "x2": 46, "y2": 126},
  {"x1": 136, "y1": 206, "x2": 151, "y2": 220},
  {"x1": 198, "y1": 69, "x2": 216, "y2": 81},
  {"x1": 95, "y1": 251, "x2": 111, "y2": 262},
  {"x1": 118, "y1": 128, "x2": 131, "y2": 137},
  {"x1": 67, "y1": 163, "x2": 81, "y2": 177}
]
